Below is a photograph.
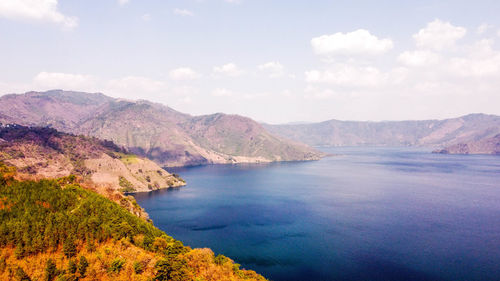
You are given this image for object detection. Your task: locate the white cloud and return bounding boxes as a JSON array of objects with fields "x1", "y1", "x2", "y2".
[
  {"x1": 413, "y1": 19, "x2": 466, "y2": 50},
  {"x1": 305, "y1": 65, "x2": 387, "y2": 87},
  {"x1": 258, "y1": 61, "x2": 284, "y2": 78},
  {"x1": 169, "y1": 67, "x2": 201, "y2": 80},
  {"x1": 311, "y1": 29, "x2": 393, "y2": 57},
  {"x1": 0, "y1": 0, "x2": 78, "y2": 29},
  {"x1": 497, "y1": 29, "x2": 500, "y2": 37},
  {"x1": 141, "y1": 14, "x2": 151, "y2": 21},
  {"x1": 477, "y1": 23, "x2": 492, "y2": 34},
  {"x1": 224, "y1": 0, "x2": 241, "y2": 4},
  {"x1": 448, "y1": 57, "x2": 500, "y2": 77},
  {"x1": 173, "y1": 8, "x2": 194, "y2": 16},
  {"x1": 33, "y1": 72, "x2": 96, "y2": 90},
  {"x1": 398, "y1": 50, "x2": 440, "y2": 67},
  {"x1": 117, "y1": 0, "x2": 129, "y2": 6},
  {"x1": 446, "y1": 41, "x2": 500, "y2": 77},
  {"x1": 213, "y1": 63, "x2": 243, "y2": 77},
  {"x1": 211, "y1": 88, "x2": 233, "y2": 97}
]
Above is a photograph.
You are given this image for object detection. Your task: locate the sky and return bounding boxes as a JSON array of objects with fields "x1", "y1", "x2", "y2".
[{"x1": 1, "y1": 0, "x2": 500, "y2": 124}]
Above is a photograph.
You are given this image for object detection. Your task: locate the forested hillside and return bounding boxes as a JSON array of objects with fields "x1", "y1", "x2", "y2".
[{"x1": 0, "y1": 163, "x2": 267, "y2": 281}]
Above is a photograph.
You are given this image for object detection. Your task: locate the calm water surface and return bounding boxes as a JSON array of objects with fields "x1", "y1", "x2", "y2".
[{"x1": 134, "y1": 147, "x2": 500, "y2": 281}]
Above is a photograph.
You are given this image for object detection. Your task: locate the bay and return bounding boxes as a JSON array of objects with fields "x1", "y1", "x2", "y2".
[{"x1": 134, "y1": 147, "x2": 500, "y2": 281}]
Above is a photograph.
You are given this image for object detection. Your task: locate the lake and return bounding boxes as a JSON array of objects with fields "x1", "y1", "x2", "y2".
[{"x1": 134, "y1": 147, "x2": 500, "y2": 281}]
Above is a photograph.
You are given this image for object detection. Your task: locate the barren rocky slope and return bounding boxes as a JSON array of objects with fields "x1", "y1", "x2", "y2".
[
  {"x1": 433, "y1": 134, "x2": 500, "y2": 155},
  {"x1": 0, "y1": 90, "x2": 323, "y2": 166},
  {"x1": 0, "y1": 125, "x2": 185, "y2": 193}
]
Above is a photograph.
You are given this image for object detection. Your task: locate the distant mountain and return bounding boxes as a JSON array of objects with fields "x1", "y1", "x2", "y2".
[
  {"x1": 264, "y1": 114, "x2": 500, "y2": 150},
  {"x1": 433, "y1": 134, "x2": 500, "y2": 155},
  {"x1": 0, "y1": 90, "x2": 323, "y2": 166}
]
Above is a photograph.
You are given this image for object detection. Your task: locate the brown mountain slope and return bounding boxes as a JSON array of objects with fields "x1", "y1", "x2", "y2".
[
  {"x1": 0, "y1": 90, "x2": 323, "y2": 166},
  {"x1": 433, "y1": 134, "x2": 500, "y2": 155},
  {"x1": 180, "y1": 113, "x2": 321, "y2": 162},
  {"x1": 0, "y1": 124, "x2": 185, "y2": 193},
  {"x1": 0, "y1": 90, "x2": 113, "y2": 131},
  {"x1": 264, "y1": 114, "x2": 500, "y2": 149}
]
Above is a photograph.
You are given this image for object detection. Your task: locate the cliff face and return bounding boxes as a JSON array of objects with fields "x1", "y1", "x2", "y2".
[
  {"x1": 0, "y1": 125, "x2": 185, "y2": 193},
  {"x1": 0, "y1": 90, "x2": 323, "y2": 167},
  {"x1": 265, "y1": 114, "x2": 500, "y2": 149},
  {"x1": 433, "y1": 134, "x2": 500, "y2": 155}
]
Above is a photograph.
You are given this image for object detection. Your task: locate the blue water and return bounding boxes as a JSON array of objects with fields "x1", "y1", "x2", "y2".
[{"x1": 134, "y1": 147, "x2": 500, "y2": 281}]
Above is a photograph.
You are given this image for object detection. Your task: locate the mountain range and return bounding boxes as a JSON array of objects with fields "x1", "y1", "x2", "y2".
[
  {"x1": 0, "y1": 90, "x2": 323, "y2": 167},
  {"x1": 265, "y1": 114, "x2": 500, "y2": 153}
]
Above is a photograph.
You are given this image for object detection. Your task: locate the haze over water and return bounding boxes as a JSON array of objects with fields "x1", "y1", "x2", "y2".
[{"x1": 134, "y1": 147, "x2": 500, "y2": 281}]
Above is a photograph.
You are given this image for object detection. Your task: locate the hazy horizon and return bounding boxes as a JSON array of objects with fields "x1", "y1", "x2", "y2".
[
  {"x1": 4, "y1": 88, "x2": 498, "y2": 125},
  {"x1": 1, "y1": 0, "x2": 500, "y2": 123}
]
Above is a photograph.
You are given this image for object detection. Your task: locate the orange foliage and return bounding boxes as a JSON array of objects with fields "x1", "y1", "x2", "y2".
[
  {"x1": 0, "y1": 197, "x2": 13, "y2": 211},
  {"x1": 182, "y1": 248, "x2": 267, "y2": 281},
  {"x1": 0, "y1": 240, "x2": 160, "y2": 281},
  {"x1": 35, "y1": 200, "x2": 51, "y2": 209}
]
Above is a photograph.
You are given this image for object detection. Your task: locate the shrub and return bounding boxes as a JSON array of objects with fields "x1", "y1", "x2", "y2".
[
  {"x1": 67, "y1": 259, "x2": 77, "y2": 274},
  {"x1": 214, "y1": 254, "x2": 227, "y2": 265},
  {"x1": 15, "y1": 266, "x2": 31, "y2": 281},
  {"x1": 45, "y1": 258, "x2": 58, "y2": 281},
  {"x1": 14, "y1": 244, "x2": 25, "y2": 259},
  {"x1": 63, "y1": 238, "x2": 76, "y2": 258},
  {"x1": 109, "y1": 258, "x2": 126, "y2": 273},
  {"x1": 78, "y1": 256, "x2": 88, "y2": 277},
  {"x1": 119, "y1": 176, "x2": 135, "y2": 192},
  {"x1": 154, "y1": 257, "x2": 188, "y2": 281},
  {"x1": 0, "y1": 256, "x2": 6, "y2": 273},
  {"x1": 133, "y1": 261, "x2": 144, "y2": 274}
]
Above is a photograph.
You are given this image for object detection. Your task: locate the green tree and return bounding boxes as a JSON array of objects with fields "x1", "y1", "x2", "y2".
[
  {"x1": 154, "y1": 258, "x2": 188, "y2": 281},
  {"x1": 109, "y1": 258, "x2": 126, "y2": 273},
  {"x1": 14, "y1": 244, "x2": 25, "y2": 259},
  {"x1": 45, "y1": 258, "x2": 58, "y2": 281},
  {"x1": 67, "y1": 259, "x2": 77, "y2": 274},
  {"x1": 78, "y1": 256, "x2": 89, "y2": 277},
  {"x1": 15, "y1": 266, "x2": 31, "y2": 281},
  {"x1": 133, "y1": 261, "x2": 144, "y2": 274},
  {"x1": 63, "y1": 238, "x2": 76, "y2": 258},
  {"x1": 0, "y1": 256, "x2": 6, "y2": 273}
]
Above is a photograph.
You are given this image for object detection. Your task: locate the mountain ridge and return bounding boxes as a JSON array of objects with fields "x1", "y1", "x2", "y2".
[
  {"x1": 264, "y1": 113, "x2": 500, "y2": 152},
  {"x1": 0, "y1": 90, "x2": 323, "y2": 167}
]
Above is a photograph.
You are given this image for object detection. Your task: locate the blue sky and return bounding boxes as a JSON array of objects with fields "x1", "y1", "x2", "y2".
[{"x1": 1, "y1": 0, "x2": 500, "y2": 123}]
